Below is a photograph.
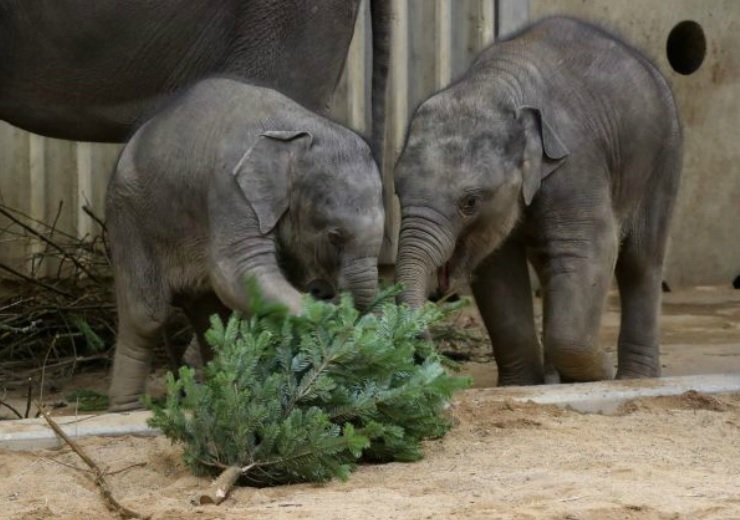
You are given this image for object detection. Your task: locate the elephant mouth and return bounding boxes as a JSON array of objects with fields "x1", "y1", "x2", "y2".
[
  {"x1": 437, "y1": 262, "x2": 451, "y2": 295},
  {"x1": 306, "y1": 278, "x2": 337, "y2": 301}
]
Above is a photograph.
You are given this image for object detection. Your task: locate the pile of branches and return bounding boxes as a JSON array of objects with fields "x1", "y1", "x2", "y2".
[{"x1": 0, "y1": 202, "x2": 115, "y2": 389}]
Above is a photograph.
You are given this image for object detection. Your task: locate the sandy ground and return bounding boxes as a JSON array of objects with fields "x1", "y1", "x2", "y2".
[
  {"x1": 459, "y1": 285, "x2": 740, "y2": 388},
  {"x1": 1, "y1": 391, "x2": 739, "y2": 520},
  {"x1": 1, "y1": 286, "x2": 739, "y2": 519}
]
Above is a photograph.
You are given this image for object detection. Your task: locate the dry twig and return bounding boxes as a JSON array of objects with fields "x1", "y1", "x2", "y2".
[
  {"x1": 1, "y1": 202, "x2": 116, "y2": 386},
  {"x1": 106, "y1": 462, "x2": 147, "y2": 476},
  {"x1": 24, "y1": 377, "x2": 33, "y2": 418},
  {"x1": 0, "y1": 398, "x2": 23, "y2": 419},
  {"x1": 38, "y1": 405, "x2": 149, "y2": 520},
  {"x1": 0, "y1": 262, "x2": 73, "y2": 297},
  {"x1": 0, "y1": 206, "x2": 100, "y2": 283}
]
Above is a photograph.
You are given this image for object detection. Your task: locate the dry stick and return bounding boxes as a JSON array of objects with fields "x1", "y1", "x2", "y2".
[
  {"x1": 0, "y1": 398, "x2": 23, "y2": 419},
  {"x1": 0, "y1": 203, "x2": 80, "y2": 241},
  {"x1": 198, "y1": 465, "x2": 243, "y2": 505},
  {"x1": 41, "y1": 455, "x2": 90, "y2": 473},
  {"x1": 38, "y1": 406, "x2": 150, "y2": 520},
  {"x1": 38, "y1": 335, "x2": 58, "y2": 406},
  {"x1": 82, "y1": 205, "x2": 112, "y2": 264},
  {"x1": 0, "y1": 262, "x2": 73, "y2": 297},
  {"x1": 26, "y1": 353, "x2": 108, "y2": 375},
  {"x1": 0, "y1": 206, "x2": 100, "y2": 283},
  {"x1": 34, "y1": 200, "x2": 65, "y2": 277},
  {"x1": 106, "y1": 462, "x2": 147, "y2": 476},
  {"x1": 24, "y1": 377, "x2": 33, "y2": 418},
  {"x1": 82, "y1": 205, "x2": 108, "y2": 233}
]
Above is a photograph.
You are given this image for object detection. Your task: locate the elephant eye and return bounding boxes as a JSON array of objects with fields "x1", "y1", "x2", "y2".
[
  {"x1": 458, "y1": 194, "x2": 481, "y2": 216},
  {"x1": 328, "y1": 229, "x2": 344, "y2": 248}
]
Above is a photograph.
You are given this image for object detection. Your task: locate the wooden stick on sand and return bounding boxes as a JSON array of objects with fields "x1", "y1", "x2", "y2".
[
  {"x1": 38, "y1": 406, "x2": 149, "y2": 520},
  {"x1": 197, "y1": 465, "x2": 243, "y2": 505}
]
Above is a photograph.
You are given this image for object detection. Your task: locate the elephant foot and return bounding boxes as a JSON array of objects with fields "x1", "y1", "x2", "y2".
[
  {"x1": 548, "y1": 348, "x2": 615, "y2": 383},
  {"x1": 615, "y1": 343, "x2": 661, "y2": 379},
  {"x1": 544, "y1": 368, "x2": 561, "y2": 385},
  {"x1": 615, "y1": 368, "x2": 660, "y2": 380},
  {"x1": 496, "y1": 364, "x2": 545, "y2": 386},
  {"x1": 108, "y1": 398, "x2": 145, "y2": 413}
]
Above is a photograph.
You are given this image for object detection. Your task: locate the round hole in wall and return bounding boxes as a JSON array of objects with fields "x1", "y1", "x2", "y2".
[{"x1": 666, "y1": 20, "x2": 706, "y2": 75}]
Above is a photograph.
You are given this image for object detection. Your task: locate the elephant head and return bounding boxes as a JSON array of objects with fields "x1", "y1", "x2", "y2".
[
  {"x1": 394, "y1": 90, "x2": 568, "y2": 307},
  {"x1": 232, "y1": 126, "x2": 384, "y2": 310}
]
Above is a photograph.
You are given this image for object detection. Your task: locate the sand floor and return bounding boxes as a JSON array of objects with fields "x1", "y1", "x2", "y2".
[{"x1": 1, "y1": 286, "x2": 739, "y2": 519}]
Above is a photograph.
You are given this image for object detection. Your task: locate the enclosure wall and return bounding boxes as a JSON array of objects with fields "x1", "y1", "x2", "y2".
[{"x1": 1, "y1": 0, "x2": 737, "y2": 287}]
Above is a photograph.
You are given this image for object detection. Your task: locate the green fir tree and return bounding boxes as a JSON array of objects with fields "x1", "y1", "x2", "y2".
[{"x1": 147, "y1": 284, "x2": 471, "y2": 488}]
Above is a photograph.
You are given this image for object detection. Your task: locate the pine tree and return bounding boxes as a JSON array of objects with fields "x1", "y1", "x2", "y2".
[{"x1": 147, "y1": 284, "x2": 470, "y2": 496}]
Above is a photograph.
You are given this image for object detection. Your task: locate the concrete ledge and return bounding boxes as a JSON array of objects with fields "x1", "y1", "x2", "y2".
[
  {"x1": 1, "y1": 374, "x2": 739, "y2": 451},
  {"x1": 0, "y1": 410, "x2": 157, "y2": 452},
  {"x1": 481, "y1": 373, "x2": 740, "y2": 414}
]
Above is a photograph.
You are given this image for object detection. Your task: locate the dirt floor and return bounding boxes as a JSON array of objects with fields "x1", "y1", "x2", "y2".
[
  {"x1": 1, "y1": 286, "x2": 739, "y2": 519},
  {"x1": 458, "y1": 285, "x2": 740, "y2": 388}
]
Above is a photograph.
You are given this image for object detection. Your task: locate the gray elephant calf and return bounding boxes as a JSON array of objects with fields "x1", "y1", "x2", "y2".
[
  {"x1": 395, "y1": 17, "x2": 681, "y2": 384},
  {"x1": 106, "y1": 77, "x2": 384, "y2": 411}
]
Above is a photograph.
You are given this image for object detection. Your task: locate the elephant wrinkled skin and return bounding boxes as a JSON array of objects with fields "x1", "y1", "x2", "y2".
[
  {"x1": 394, "y1": 17, "x2": 682, "y2": 385},
  {"x1": 106, "y1": 77, "x2": 384, "y2": 411},
  {"x1": 0, "y1": 0, "x2": 390, "y2": 153}
]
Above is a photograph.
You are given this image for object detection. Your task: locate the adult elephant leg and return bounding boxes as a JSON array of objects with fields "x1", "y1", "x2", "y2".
[
  {"x1": 472, "y1": 238, "x2": 544, "y2": 386},
  {"x1": 538, "y1": 215, "x2": 618, "y2": 383}
]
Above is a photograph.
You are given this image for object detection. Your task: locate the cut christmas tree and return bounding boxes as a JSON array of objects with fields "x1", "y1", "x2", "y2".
[{"x1": 147, "y1": 284, "x2": 470, "y2": 503}]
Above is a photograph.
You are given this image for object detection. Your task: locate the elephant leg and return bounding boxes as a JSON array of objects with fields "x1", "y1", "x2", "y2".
[
  {"x1": 181, "y1": 336, "x2": 204, "y2": 370},
  {"x1": 108, "y1": 288, "x2": 169, "y2": 412},
  {"x1": 614, "y1": 216, "x2": 673, "y2": 378},
  {"x1": 471, "y1": 239, "x2": 544, "y2": 386},
  {"x1": 536, "y1": 217, "x2": 618, "y2": 383},
  {"x1": 181, "y1": 292, "x2": 231, "y2": 366},
  {"x1": 614, "y1": 241, "x2": 662, "y2": 379},
  {"x1": 614, "y1": 145, "x2": 679, "y2": 379}
]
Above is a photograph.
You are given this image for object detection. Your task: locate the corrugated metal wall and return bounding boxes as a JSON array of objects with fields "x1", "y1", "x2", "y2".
[
  {"x1": 0, "y1": 0, "x2": 526, "y2": 275},
  {"x1": 0, "y1": 124, "x2": 122, "y2": 275}
]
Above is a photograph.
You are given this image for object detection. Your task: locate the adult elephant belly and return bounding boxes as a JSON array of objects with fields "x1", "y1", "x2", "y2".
[{"x1": 0, "y1": 0, "x2": 366, "y2": 142}]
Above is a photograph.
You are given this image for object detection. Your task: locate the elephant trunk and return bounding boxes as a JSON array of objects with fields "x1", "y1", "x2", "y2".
[
  {"x1": 395, "y1": 208, "x2": 456, "y2": 308},
  {"x1": 341, "y1": 256, "x2": 379, "y2": 311},
  {"x1": 211, "y1": 242, "x2": 304, "y2": 316}
]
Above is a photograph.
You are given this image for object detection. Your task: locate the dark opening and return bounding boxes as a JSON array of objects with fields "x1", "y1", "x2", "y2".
[
  {"x1": 733, "y1": 275, "x2": 740, "y2": 290},
  {"x1": 666, "y1": 20, "x2": 706, "y2": 75}
]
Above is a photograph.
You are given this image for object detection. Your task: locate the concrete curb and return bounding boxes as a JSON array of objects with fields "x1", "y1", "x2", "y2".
[
  {"x1": 477, "y1": 373, "x2": 740, "y2": 414},
  {"x1": 1, "y1": 374, "x2": 739, "y2": 451},
  {"x1": 0, "y1": 410, "x2": 157, "y2": 451}
]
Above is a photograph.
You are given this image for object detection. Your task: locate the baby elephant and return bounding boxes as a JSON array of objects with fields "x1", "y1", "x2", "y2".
[
  {"x1": 395, "y1": 17, "x2": 681, "y2": 385},
  {"x1": 106, "y1": 77, "x2": 384, "y2": 411}
]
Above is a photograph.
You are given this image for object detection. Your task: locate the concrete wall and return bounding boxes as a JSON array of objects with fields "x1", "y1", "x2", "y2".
[{"x1": 527, "y1": 0, "x2": 740, "y2": 287}]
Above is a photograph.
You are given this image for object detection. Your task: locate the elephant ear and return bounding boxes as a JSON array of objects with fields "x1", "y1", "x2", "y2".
[
  {"x1": 516, "y1": 106, "x2": 569, "y2": 206},
  {"x1": 232, "y1": 130, "x2": 313, "y2": 234}
]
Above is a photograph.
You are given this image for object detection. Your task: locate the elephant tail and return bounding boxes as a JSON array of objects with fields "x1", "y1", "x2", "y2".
[{"x1": 370, "y1": 0, "x2": 391, "y2": 164}]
